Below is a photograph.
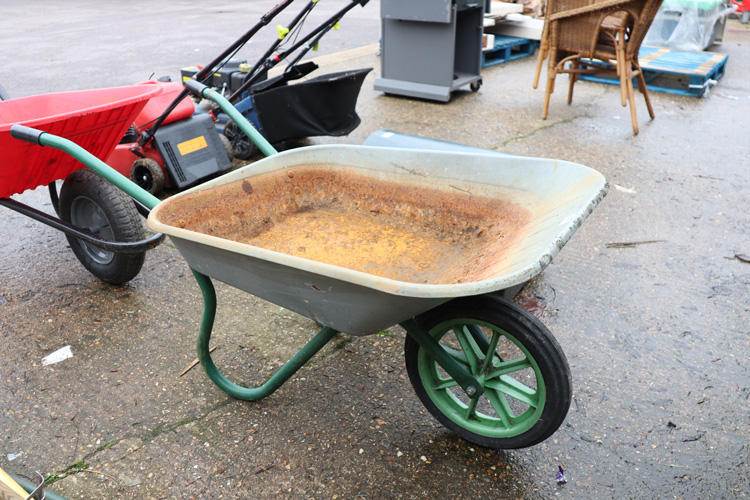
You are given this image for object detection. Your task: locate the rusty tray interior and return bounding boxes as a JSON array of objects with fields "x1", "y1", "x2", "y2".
[
  {"x1": 148, "y1": 144, "x2": 607, "y2": 333},
  {"x1": 156, "y1": 165, "x2": 532, "y2": 286}
]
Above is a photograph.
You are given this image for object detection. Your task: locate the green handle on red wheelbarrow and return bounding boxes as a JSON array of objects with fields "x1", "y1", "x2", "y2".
[{"x1": 10, "y1": 124, "x2": 162, "y2": 210}]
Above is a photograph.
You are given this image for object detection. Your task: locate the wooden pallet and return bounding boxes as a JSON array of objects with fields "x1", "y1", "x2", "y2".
[
  {"x1": 482, "y1": 35, "x2": 538, "y2": 68},
  {"x1": 578, "y1": 46, "x2": 729, "y2": 97}
]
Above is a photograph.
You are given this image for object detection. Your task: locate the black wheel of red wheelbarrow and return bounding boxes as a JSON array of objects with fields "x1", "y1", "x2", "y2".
[
  {"x1": 404, "y1": 294, "x2": 572, "y2": 449},
  {"x1": 59, "y1": 169, "x2": 146, "y2": 285}
]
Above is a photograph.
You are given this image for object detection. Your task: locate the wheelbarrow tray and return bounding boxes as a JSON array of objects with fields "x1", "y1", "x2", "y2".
[
  {"x1": 149, "y1": 145, "x2": 607, "y2": 335},
  {"x1": 0, "y1": 84, "x2": 162, "y2": 199}
]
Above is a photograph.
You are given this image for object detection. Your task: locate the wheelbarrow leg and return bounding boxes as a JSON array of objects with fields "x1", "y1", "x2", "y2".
[
  {"x1": 400, "y1": 318, "x2": 484, "y2": 399},
  {"x1": 192, "y1": 270, "x2": 339, "y2": 401}
]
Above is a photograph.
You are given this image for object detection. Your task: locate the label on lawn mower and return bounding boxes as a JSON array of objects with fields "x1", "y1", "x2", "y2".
[{"x1": 177, "y1": 136, "x2": 208, "y2": 156}]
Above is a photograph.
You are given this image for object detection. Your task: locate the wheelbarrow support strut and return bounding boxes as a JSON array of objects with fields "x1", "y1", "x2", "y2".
[
  {"x1": 194, "y1": 273, "x2": 482, "y2": 401},
  {"x1": 9, "y1": 123, "x2": 483, "y2": 403},
  {"x1": 192, "y1": 272, "x2": 339, "y2": 400}
]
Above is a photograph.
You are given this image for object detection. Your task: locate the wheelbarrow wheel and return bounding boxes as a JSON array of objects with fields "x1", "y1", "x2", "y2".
[
  {"x1": 130, "y1": 158, "x2": 165, "y2": 195},
  {"x1": 404, "y1": 295, "x2": 572, "y2": 449},
  {"x1": 59, "y1": 169, "x2": 146, "y2": 285},
  {"x1": 223, "y1": 121, "x2": 258, "y2": 160}
]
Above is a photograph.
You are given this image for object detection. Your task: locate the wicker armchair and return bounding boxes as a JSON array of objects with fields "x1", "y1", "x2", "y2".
[{"x1": 533, "y1": 0, "x2": 662, "y2": 134}]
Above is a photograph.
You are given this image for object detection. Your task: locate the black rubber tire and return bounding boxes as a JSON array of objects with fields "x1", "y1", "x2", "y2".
[
  {"x1": 223, "y1": 121, "x2": 258, "y2": 160},
  {"x1": 59, "y1": 169, "x2": 146, "y2": 285},
  {"x1": 404, "y1": 294, "x2": 572, "y2": 449},
  {"x1": 470, "y1": 79, "x2": 482, "y2": 92},
  {"x1": 130, "y1": 158, "x2": 165, "y2": 195},
  {"x1": 219, "y1": 132, "x2": 235, "y2": 162}
]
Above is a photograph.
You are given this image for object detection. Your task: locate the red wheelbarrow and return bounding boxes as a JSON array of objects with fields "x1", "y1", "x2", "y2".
[{"x1": 0, "y1": 84, "x2": 165, "y2": 284}]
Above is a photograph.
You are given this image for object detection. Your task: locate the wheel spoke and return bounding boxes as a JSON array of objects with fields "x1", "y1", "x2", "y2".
[
  {"x1": 432, "y1": 377, "x2": 460, "y2": 391},
  {"x1": 442, "y1": 345, "x2": 471, "y2": 370},
  {"x1": 486, "y1": 357, "x2": 533, "y2": 380},
  {"x1": 467, "y1": 324, "x2": 507, "y2": 375},
  {"x1": 479, "y1": 330, "x2": 503, "y2": 374},
  {"x1": 466, "y1": 324, "x2": 491, "y2": 352},
  {"x1": 483, "y1": 388, "x2": 514, "y2": 428},
  {"x1": 465, "y1": 395, "x2": 480, "y2": 421},
  {"x1": 485, "y1": 376, "x2": 539, "y2": 408},
  {"x1": 452, "y1": 326, "x2": 481, "y2": 374}
]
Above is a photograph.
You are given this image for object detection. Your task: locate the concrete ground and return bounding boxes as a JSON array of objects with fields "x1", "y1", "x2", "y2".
[{"x1": 1, "y1": 2, "x2": 749, "y2": 499}]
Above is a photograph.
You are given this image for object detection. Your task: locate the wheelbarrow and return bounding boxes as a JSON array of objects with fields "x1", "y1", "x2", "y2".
[
  {"x1": 8, "y1": 80, "x2": 608, "y2": 449},
  {"x1": 0, "y1": 83, "x2": 166, "y2": 284}
]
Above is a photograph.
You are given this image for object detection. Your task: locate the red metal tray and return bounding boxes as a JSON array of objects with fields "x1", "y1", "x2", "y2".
[{"x1": 0, "y1": 84, "x2": 162, "y2": 198}]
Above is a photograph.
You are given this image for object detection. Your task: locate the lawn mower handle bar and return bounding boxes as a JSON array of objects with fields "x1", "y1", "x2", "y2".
[
  {"x1": 137, "y1": 0, "x2": 296, "y2": 147},
  {"x1": 228, "y1": 0, "x2": 370, "y2": 102},
  {"x1": 227, "y1": 0, "x2": 322, "y2": 102}
]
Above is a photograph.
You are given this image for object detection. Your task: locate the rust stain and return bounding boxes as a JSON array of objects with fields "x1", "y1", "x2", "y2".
[
  {"x1": 516, "y1": 296, "x2": 547, "y2": 318},
  {"x1": 157, "y1": 166, "x2": 533, "y2": 285}
]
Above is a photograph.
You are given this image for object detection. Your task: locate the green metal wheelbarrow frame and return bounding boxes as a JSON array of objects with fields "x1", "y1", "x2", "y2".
[{"x1": 9, "y1": 80, "x2": 484, "y2": 402}]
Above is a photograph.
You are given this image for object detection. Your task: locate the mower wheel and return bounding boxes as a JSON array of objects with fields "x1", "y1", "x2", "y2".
[
  {"x1": 130, "y1": 158, "x2": 165, "y2": 195},
  {"x1": 219, "y1": 133, "x2": 235, "y2": 162},
  {"x1": 224, "y1": 121, "x2": 258, "y2": 161}
]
